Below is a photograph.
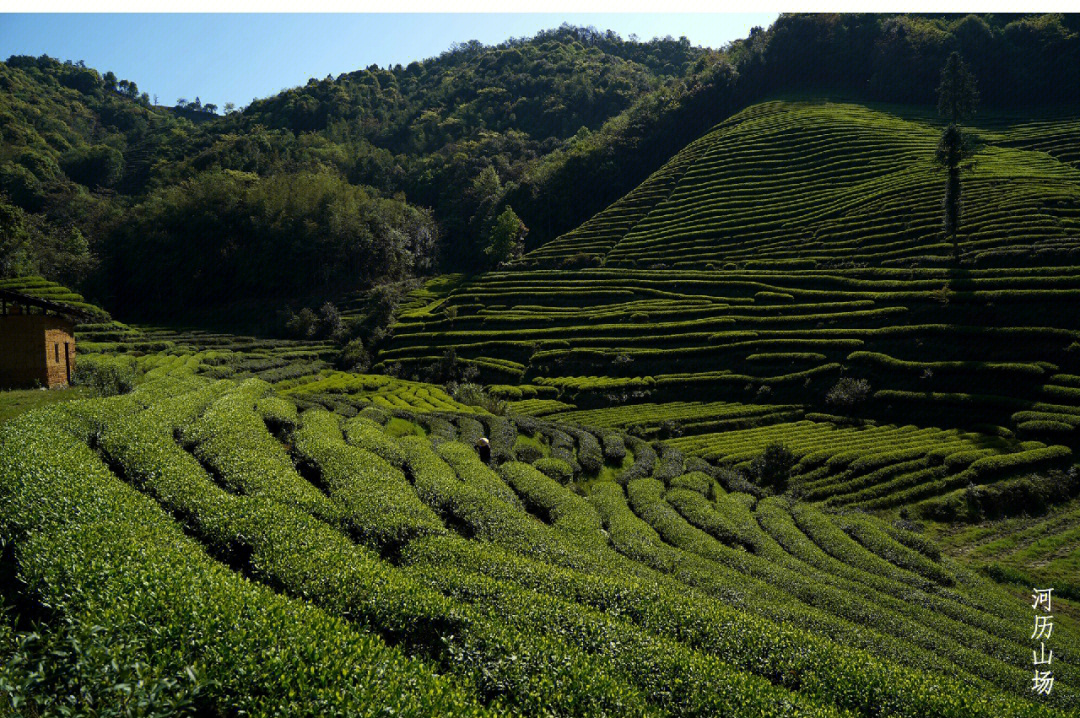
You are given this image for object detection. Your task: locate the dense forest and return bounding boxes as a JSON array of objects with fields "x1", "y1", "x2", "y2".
[{"x1": 1, "y1": 15, "x2": 1078, "y2": 322}]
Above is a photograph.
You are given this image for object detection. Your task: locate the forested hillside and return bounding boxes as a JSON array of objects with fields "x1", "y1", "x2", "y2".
[
  {"x1": 0, "y1": 27, "x2": 715, "y2": 319},
  {"x1": 2, "y1": 15, "x2": 1078, "y2": 322}
]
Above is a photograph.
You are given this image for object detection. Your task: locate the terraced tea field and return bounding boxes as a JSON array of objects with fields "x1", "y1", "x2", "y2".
[
  {"x1": 377, "y1": 99, "x2": 1080, "y2": 516},
  {"x1": 2, "y1": 364, "x2": 1077, "y2": 716},
  {"x1": 931, "y1": 495, "x2": 1080, "y2": 608},
  {"x1": 5, "y1": 96, "x2": 1080, "y2": 715},
  {"x1": 527, "y1": 101, "x2": 1080, "y2": 270}
]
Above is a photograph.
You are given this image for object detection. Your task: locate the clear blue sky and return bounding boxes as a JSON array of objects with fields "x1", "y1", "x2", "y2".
[{"x1": 1, "y1": 13, "x2": 777, "y2": 110}]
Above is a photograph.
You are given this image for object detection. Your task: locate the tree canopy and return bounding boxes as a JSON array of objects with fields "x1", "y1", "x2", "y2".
[{"x1": 937, "y1": 51, "x2": 979, "y2": 123}]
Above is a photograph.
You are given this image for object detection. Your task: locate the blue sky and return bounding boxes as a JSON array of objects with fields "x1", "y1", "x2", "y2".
[{"x1": 1, "y1": 13, "x2": 777, "y2": 110}]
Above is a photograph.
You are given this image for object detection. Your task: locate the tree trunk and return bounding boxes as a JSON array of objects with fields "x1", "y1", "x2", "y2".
[{"x1": 944, "y1": 164, "x2": 961, "y2": 263}]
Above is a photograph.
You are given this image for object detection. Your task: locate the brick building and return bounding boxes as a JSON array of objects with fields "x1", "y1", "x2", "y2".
[{"x1": 1, "y1": 289, "x2": 91, "y2": 389}]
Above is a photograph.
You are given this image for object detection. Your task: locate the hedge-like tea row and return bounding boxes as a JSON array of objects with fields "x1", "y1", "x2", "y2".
[
  {"x1": 498, "y1": 461, "x2": 604, "y2": 541},
  {"x1": 438, "y1": 534, "x2": 1050, "y2": 718},
  {"x1": 343, "y1": 414, "x2": 409, "y2": 466},
  {"x1": 436, "y1": 440, "x2": 525, "y2": 509},
  {"x1": 402, "y1": 551, "x2": 845, "y2": 718},
  {"x1": 0, "y1": 406, "x2": 488, "y2": 717},
  {"x1": 292, "y1": 409, "x2": 447, "y2": 548},
  {"x1": 5, "y1": 368, "x2": 1078, "y2": 715},
  {"x1": 77, "y1": 384, "x2": 464, "y2": 649},
  {"x1": 181, "y1": 379, "x2": 343, "y2": 523},
  {"x1": 627, "y1": 477, "x2": 1058, "y2": 694},
  {"x1": 59, "y1": 379, "x2": 716, "y2": 716}
]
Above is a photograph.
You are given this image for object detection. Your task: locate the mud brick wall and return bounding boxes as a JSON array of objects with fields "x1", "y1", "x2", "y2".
[{"x1": 0, "y1": 315, "x2": 76, "y2": 388}]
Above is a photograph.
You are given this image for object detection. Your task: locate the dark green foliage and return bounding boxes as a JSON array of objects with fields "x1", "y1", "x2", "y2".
[
  {"x1": 0, "y1": 162, "x2": 45, "y2": 211},
  {"x1": 937, "y1": 51, "x2": 979, "y2": 124},
  {"x1": 0, "y1": 201, "x2": 32, "y2": 276},
  {"x1": 826, "y1": 377, "x2": 872, "y2": 409},
  {"x1": 669, "y1": 471, "x2": 717, "y2": 498},
  {"x1": 337, "y1": 338, "x2": 372, "y2": 372},
  {"x1": 285, "y1": 307, "x2": 320, "y2": 338},
  {"x1": 749, "y1": 442, "x2": 796, "y2": 493},
  {"x1": 922, "y1": 467, "x2": 1080, "y2": 521},
  {"x1": 714, "y1": 465, "x2": 763, "y2": 496},
  {"x1": 934, "y1": 52, "x2": 979, "y2": 260},
  {"x1": 318, "y1": 302, "x2": 345, "y2": 340},
  {"x1": 450, "y1": 382, "x2": 507, "y2": 415},
  {"x1": 483, "y1": 205, "x2": 527, "y2": 267},
  {"x1": 533, "y1": 456, "x2": 574, "y2": 484},
  {"x1": 514, "y1": 440, "x2": 544, "y2": 464},
  {"x1": 110, "y1": 171, "x2": 438, "y2": 315},
  {"x1": 71, "y1": 355, "x2": 137, "y2": 397},
  {"x1": 60, "y1": 144, "x2": 124, "y2": 188},
  {"x1": 599, "y1": 430, "x2": 626, "y2": 462}
]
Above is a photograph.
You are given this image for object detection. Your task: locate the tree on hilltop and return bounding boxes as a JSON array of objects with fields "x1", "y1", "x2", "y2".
[
  {"x1": 935, "y1": 51, "x2": 979, "y2": 263},
  {"x1": 484, "y1": 205, "x2": 527, "y2": 266},
  {"x1": 937, "y1": 51, "x2": 979, "y2": 124}
]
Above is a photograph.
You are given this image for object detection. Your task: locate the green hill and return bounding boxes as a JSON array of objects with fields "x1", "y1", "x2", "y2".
[
  {"x1": 6, "y1": 16, "x2": 1080, "y2": 716},
  {"x1": 1, "y1": 29, "x2": 719, "y2": 318},
  {"x1": 526, "y1": 100, "x2": 1080, "y2": 269},
  {"x1": 6, "y1": 15, "x2": 1079, "y2": 323},
  {"x1": 378, "y1": 99, "x2": 1080, "y2": 516}
]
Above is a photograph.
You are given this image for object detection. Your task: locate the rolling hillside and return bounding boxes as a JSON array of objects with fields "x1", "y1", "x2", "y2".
[
  {"x1": 2, "y1": 364, "x2": 1077, "y2": 715},
  {"x1": 528, "y1": 101, "x2": 1080, "y2": 269},
  {"x1": 378, "y1": 99, "x2": 1080, "y2": 518},
  {"x1": 5, "y1": 16, "x2": 1080, "y2": 715}
]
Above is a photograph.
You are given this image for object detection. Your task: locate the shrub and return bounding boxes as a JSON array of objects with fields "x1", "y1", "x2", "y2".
[
  {"x1": 343, "y1": 415, "x2": 407, "y2": 466},
  {"x1": 256, "y1": 396, "x2": 298, "y2": 434},
  {"x1": 515, "y1": 441, "x2": 544, "y2": 464},
  {"x1": 71, "y1": 355, "x2": 137, "y2": 396},
  {"x1": 293, "y1": 409, "x2": 445, "y2": 548},
  {"x1": 533, "y1": 457, "x2": 574, "y2": 484},
  {"x1": 0, "y1": 162, "x2": 45, "y2": 210},
  {"x1": 826, "y1": 377, "x2": 871, "y2": 408},
  {"x1": 450, "y1": 382, "x2": 507, "y2": 415},
  {"x1": 337, "y1": 338, "x2": 371, "y2": 372},
  {"x1": 748, "y1": 443, "x2": 795, "y2": 493},
  {"x1": 318, "y1": 301, "x2": 344, "y2": 340},
  {"x1": 565, "y1": 427, "x2": 604, "y2": 474},
  {"x1": 285, "y1": 307, "x2": 319, "y2": 338},
  {"x1": 652, "y1": 446, "x2": 686, "y2": 482},
  {"x1": 599, "y1": 430, "x2": 626, "y2": 462},
  {"x1": 658, "y1": 419, "x2": 682, "y2": 438},
  {"x1": 560, "y1": 253, "x2": 602, "y2": 269},
  {"x1": 669, "y1": 471, "x2": 716, "y2": 498},
  {"x1": 754, "y1": 291, "x2": 794, "y2": 302},
  {"x1": 962, "y1": 468, "x2": 1080, "y2": 520},
  {"x1": 60, "y1": 144, "x2": 124, "y2": 188}
]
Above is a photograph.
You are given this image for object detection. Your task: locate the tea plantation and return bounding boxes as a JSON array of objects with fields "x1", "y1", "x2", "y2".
[
  {"x1": 2, "y1": 360, "x2": 1077, "y2": 716},
  {"x1": 379, "y1": 99, "x2": 1080, "y2": 520},
  {"x1": 4, "y1": 96, "x2": 1080, "y2": 715}
]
